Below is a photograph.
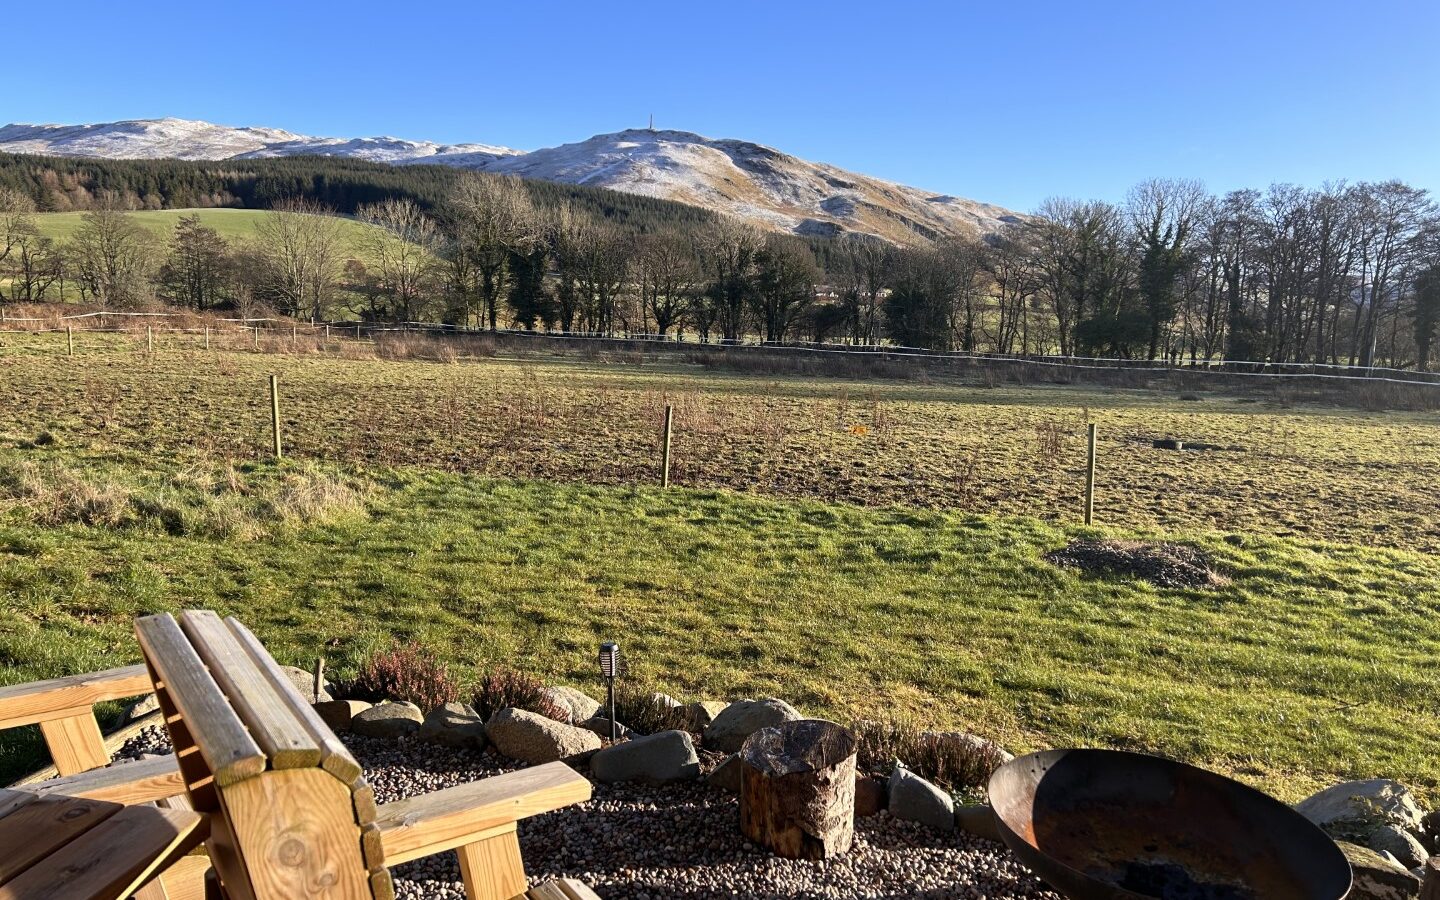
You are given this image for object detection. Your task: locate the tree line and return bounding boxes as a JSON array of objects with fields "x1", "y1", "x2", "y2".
[{"x1": 2, "y1": 152, "x2": 1437, "y2": 369}]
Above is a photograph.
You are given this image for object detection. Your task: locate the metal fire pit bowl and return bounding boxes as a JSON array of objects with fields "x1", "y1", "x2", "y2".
[{"x1": 989, "y1": 750, "x2": 1351, "y2": 900}]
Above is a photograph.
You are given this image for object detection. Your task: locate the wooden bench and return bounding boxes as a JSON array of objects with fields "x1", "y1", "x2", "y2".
[
  {"x1": 0, "y1": 663, "x2": 210, "y2": 899},
  {"x1": 135, "y1": 611, "x2": 595, "y2": 900},
  {"x1": 0, "y1": 785, "x2": 207, "y2": 900},
  {"x1": 0, "y1": 665, "x2": 155, "y2": 778}
]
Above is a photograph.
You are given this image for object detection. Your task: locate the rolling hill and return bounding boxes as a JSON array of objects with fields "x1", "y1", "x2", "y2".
[{"x1": 0, "y1": 118, "x2": 1021, "y2": 245}]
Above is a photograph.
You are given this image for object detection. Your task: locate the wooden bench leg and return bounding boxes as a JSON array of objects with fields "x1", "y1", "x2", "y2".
[
  {"x1": 457, "y1": 823, "x2": 527, "y2": 900},
  {"x1": 133, "y1": 878, "x2": 170, "y2": 900},
  {"x1": 38, "y1": 710, "x2": 109, "y2": 775}
]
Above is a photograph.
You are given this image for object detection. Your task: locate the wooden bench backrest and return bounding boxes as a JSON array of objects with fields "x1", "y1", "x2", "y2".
[{"x1": 135, "y1": 611, "x2": 392, "y2": 900}]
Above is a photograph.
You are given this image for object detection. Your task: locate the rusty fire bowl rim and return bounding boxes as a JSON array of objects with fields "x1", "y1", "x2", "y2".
[{"x1": 987, "y1": 748, "x2": 1353, "y2": 900}]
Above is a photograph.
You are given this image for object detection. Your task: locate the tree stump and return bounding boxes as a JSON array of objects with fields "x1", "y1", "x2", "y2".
[{"x1": 739, "y1": 719, "x2": 857, "y2": 859}]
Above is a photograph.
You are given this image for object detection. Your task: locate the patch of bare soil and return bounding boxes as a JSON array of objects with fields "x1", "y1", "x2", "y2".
[{"x1": 1045, "y1": 540, "x2": 1227, "y2": 589}]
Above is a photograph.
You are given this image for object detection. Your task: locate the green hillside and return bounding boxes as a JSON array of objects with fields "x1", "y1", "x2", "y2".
[{"x1": 32, "y1": 208, "x2": 383, "y2": 251}]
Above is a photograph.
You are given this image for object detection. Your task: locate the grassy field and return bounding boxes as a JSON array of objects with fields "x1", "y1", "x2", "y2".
[
  {"x1": 0, "y1": 330, "x2": 1436, "y2": 551},
  {"x1": 13, "y1": 209, "x2": 391, "y2": 304},
  {"x1": 1, "y1": 332, "x2": 1438, "y2": 802},
  {"x1": 30, "y1": 208, "x2": 382, "y2": 248}
]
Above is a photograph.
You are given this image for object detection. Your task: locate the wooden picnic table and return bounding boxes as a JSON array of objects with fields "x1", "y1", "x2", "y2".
[{"x1": 0, "y1": 786, "x2": 206, "y2": 900}]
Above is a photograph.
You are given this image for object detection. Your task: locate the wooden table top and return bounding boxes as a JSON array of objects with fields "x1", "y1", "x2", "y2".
[{"x1": 0, "y1": 786, "x2": 206, "y2": 900}]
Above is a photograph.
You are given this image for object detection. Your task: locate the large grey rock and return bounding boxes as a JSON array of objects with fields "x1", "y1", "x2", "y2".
[
  {"x1": 352, "y1": 701, "x2": 423, "y2": 739},
  {"x1": 540, "y1": 686, "x2": 601, "y2": 723},
  {"x1": 1336, "y1": 840, "x2": 1422, "y2": 900},
  {"x1": 888, "y1": 766, "x2": 954, "y2": 832},
  {"x1": 579, "y1": 715, "x2": 633, "y2": 741},
  {"x1": 314, "y1": 699, "x2": 372, "y2": 733},
  {"x1": 955, "y1": 804, "x2": 1002, "y2": 842},
  {"x1": 703, "y1": 698, "x2": 802, "y2": 753},
  {"x1": 419, "y1": 703, "x2": 487, "y2": 750},
  {"x1": 681, "y1": 701, "x2": 727, "y2": 731},
  {"x1": 121, "y1": 694, "x2": 160, "y2": 724},
  {"x1": 1368, "y1": 824, "x2": 1429, "y2": 869},
  {"x1": 486, "y1": 707, "x2": 600, "y2": 764},
  {"x1": 590, "y1": 730, "x2": 700, "y2": 785},
  {"x1": 708, "y1": 753, "x2": 743, "y2": 793},
  {"x1": 281, "y1": 665, "x2": 332, "y2": 703},
  {"x1": 1297, "y1": 779, "x2": 1425, "y2": 842},
  {"x1": 855, "y1": 775, "x2": 887, "y2": 817}
]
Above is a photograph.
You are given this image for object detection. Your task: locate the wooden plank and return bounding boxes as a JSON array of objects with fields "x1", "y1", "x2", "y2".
[
  {"x1": 368, "y1": 869, "x2": 395, "y2": 900},
  {"x1": 223, "y1": 617, "x2": 362, "y2": 786},
  {"x1": 360, "y1": 822, "x2": 385, "y2": 869},
  {"x1": 149, "y1": 676, "x2": 219, "y2": 813},
  {"x1": 157, "y1": 855, "x2": 213, "y2": 900},
  {"x1": 134, "y1": 614, "x2": 266, "y2": 788},
  {"x1": 456, "y1": 825, "x2": 526, "y2": 900},
  {"x1": 556, "y1": 880, "x2": 601, "y2": 900},
  {"x1": 375, "y1": 763, "x2": 592, "y2": 866},
  {"x1": 29, "y1": 754, "x2": 187, "y2": 806},
  {"x1": 0, "y1": 789, "x2": 37, "y2": 821},
  {"x1": 134, "y1": 877, "x2": 171, "y2": 900},
  {"x1": 0, "y1": 793, "x2": 121, "y2": 884},
  {"x1": 178, "y1": 611, "x2": 321, "y2": 770},
  {"x1": 352, "y1": 779, "x2": 378, "y2": 826},
  {"x1": 526, "y1": 883, "x2": 569, "y2": 900},
  {"x1": 38, "y1": 711, "x2": 110, "y2": 776},
  {"x1": 220, "y1": 768, "x2": 371, "y2": 899},
  {"x1": 14, "y1": 708, "x2": 166, "y2": 787},
  {"x1": 0, "y1": 665, "x2": 152, "y2": 730},
  {"x1": 0, "y1": 804, "x2": 206, "y2": 900},
  {"x1": 201, "y1": 812, "x2": 257, "y2": 900}
]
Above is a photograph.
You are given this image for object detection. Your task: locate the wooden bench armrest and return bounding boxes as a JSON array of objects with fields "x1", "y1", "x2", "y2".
[
  {"x1": 375, "y1": 762, "x2": 592, "y2": 865},
  {"x1": 26, "y1": 754, "x2": 186, "y2": 805},
  {"x1": 0, "y1": 664, "x2": 153, "y2": 729}
]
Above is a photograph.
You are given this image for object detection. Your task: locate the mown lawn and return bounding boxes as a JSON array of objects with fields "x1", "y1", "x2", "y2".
[{"x1": 2, "y1": 445, "x2": 1438, "y2": 803}]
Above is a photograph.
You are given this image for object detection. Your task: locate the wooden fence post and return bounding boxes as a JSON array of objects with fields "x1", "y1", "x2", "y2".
[
  {"x1": 661, "y1": 404, "x2": 674, "y2": 488},
  {"x1": 1084, "y1": 423, "x2": 1097, "y2": 525},
  {"x1": 67, "y1": 327, "x2": 74, "y2": 357},
  {"x1": 204, "y1": 325, "x2": 210, "y2": 350},
  {"x1": 269, "y1": 375, "x2": 283, "y2": 459},
  {"x1": 292, "y1": 323, "x2": 298, "y2": 351},
  {"x1": 254, "y1": 326, "x2": 260, "y2": 351},
  {"x1": 147, "y1": 325, "x2": 154, "y2": 354}
]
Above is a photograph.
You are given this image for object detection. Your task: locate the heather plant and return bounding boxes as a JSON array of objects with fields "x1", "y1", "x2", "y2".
[
  {"x1": 471, "y1": 666, "x2": 567, "y2": 722},
  {"x1": 343, "y1": 642, "x2": 461, "y2": 711}
]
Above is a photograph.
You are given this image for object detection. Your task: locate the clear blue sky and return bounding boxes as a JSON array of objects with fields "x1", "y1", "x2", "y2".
[{"x1": 7, "y1": 0, "x2": 1437, "y2": 212}]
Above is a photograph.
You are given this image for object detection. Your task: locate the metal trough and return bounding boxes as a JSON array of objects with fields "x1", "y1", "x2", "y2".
[{"x1": 989, "y1": 750, "x2": 1352, "y2": 900}]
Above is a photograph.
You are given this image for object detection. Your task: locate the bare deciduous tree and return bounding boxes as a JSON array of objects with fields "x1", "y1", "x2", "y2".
[
  {"x1": 253, "y1": 198, "x2": 346, "y2": 320},
  {"x1": 447, "y1": 174, "x2": 543, "y2": 330},
  {"x1": 356, "y1": 198, "x2": 439, "y2": 323},
  {"x1": 635, "y1": 231, "x2": 700, "y2": 336},
  {"x1": 68, "y1": 197, "x2": 161, "y2": 306}
]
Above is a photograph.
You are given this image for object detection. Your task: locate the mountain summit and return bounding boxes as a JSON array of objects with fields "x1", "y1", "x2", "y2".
[{"x1": 0, "y1": 118, "x2": 1019, "y2": 243}]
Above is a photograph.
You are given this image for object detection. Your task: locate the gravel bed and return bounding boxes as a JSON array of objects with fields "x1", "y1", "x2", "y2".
[{"x1": 114, "y1": 728, "x2": 1058, "y2": 899}]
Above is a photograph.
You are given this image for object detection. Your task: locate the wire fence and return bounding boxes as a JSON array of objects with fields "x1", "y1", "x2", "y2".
[{"x1": 2, "y1": 307, "x2": 1438, "y2": 388}]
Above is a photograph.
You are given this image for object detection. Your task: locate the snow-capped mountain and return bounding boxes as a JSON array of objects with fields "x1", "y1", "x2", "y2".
[
  {"x1": 0, "y1": 118, "x2": 523, "y2": 167},
  {"x1": 0, "y1": 118, "x2": 1020, "y2": 243},
  {"x1": 478, "y1": 129, "x2": 1022, "y2": 244}
]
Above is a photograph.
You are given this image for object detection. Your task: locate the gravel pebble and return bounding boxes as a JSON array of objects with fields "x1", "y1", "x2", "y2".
[{"x1": 114, "y1": 725, "x2": 1058, "y2": 898}]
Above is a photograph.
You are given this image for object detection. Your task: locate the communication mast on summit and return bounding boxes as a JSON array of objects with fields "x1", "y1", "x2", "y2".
[{"x1": 648, "y1": 113, "x2": 655, "y2": 131}]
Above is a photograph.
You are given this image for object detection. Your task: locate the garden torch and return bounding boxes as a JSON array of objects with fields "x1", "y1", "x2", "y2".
[{"x1": 598, "y1": 641, "x2": 621, "y2": 741}]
